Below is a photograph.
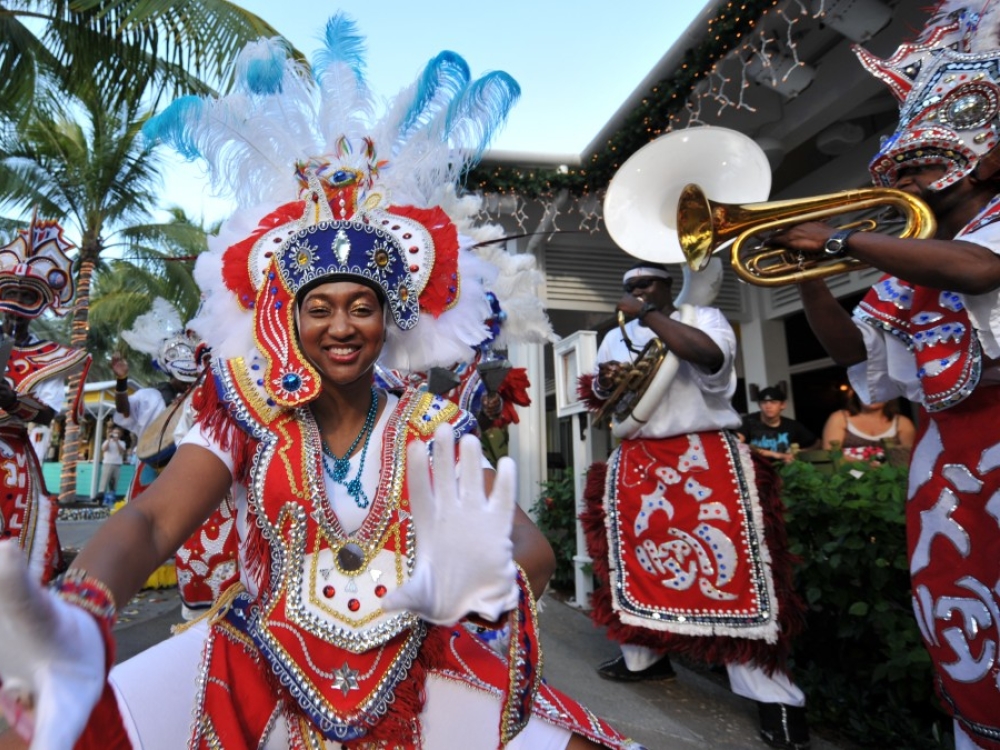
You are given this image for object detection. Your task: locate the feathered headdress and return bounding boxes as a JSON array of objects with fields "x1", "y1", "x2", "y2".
[
  {"x1": 144, "y1": 14, "x2": 553, "y2": 409},
  {"x1": 856, "y1": 0, "x2": 1000, "y2": 189},
  {"x1": 122, "y1": 297, "x2": 199, "y2": 383},
  {"x1": 0, "y1": 218, "x2": 75, "y2": 318}
]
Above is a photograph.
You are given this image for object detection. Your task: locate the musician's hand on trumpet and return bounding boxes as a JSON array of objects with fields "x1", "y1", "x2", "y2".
[{"x1": 767, "y1": 221, "x2": 841, "y2": 260}]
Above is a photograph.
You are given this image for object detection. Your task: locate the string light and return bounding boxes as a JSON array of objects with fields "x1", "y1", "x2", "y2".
[{"x1": 469, "y1": 0, "x2": 833, "y2": 231}]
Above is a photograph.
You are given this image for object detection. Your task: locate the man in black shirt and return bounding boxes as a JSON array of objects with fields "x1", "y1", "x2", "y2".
[{"x1": 739, "y1": 385, "x2": 818, "y2": 464}]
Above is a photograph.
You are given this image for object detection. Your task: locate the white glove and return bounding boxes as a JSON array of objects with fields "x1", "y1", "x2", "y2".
[
  {"x1": 0, "y1": 541, "x2": 107, "y2": 749},
  {"x1": 382, "y1": 423, "x2": 519, "y2": 625}
]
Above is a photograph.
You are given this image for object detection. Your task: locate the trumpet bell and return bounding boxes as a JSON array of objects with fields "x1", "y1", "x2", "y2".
[{"x1": 603, "y1": 126, "x2": 773, "y2": 264}]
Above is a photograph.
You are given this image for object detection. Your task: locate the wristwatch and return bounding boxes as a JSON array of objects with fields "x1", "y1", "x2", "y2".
[
  {"x1": 824, "y1": 228, "x2": 859, "y2": 257},
  {"x1": 637, "y1": 302, "x2": 658, "y2": 321}
]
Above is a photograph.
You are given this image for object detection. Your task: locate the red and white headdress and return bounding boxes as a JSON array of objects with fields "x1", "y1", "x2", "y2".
[
  {"x1": 857, "y1": 1, "x2": 1000, "y2": 190},
  {"x1": 145, "y1": 14, "x2": 553, "y2": 409},
  {"x1": 0, "y1": 219, "x2": 75, "y2": 318}
]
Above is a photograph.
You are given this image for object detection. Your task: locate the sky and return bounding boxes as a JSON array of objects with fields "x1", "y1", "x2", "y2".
[{"x1": 154, "y1": 1, "x2": 708, "y2": 224}]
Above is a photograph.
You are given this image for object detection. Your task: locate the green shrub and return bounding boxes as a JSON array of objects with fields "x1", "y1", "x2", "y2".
[
  {"x1": 530, "y1": 470, "x2": 578, "y2": 592},
  {"x1": 779, "y1": 456, "x2": 951, "y2": 749}
]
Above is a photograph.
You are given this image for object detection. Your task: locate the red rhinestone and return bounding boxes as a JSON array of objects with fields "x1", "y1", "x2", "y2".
[
  {"x1": 402, "y1": 233, "x2": 412, "y2": 239},
  {"x1": 409, "y1": 264, "x2": 419, "y2": 273},
  {"x1": 323, "y1": 585, "x2": 335, "y2": 598},
  {"x1": 409, "y1": 246, "x2": 419, "y2": 253},
  {"x1": 348, "y1": 598, "x2": 361, "y2": 612},
  {"x1": 375, "y1": 585, "x2": 387, "y2": 597}
]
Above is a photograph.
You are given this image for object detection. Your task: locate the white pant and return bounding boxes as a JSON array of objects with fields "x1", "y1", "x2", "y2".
[{"x1": 621, "y1": 643, "x2": 806, "y2": 706}]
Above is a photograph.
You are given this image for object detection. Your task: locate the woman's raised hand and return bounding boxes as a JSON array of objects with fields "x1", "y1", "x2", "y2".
[
  {"x1": 0, "y1": 542, "x2": 106, "y2": 749},
  {"x1": 381, "y1": 423, "x2": 519, "y2": 625}
]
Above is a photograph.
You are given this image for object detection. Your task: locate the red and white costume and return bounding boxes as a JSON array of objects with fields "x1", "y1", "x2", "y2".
[
  {"x1": 0, "y1": 220, "x2": 90, "y2": 585},
  {"x1": 102, "y1": 364, "x2": 640, "y2": 749},
  {"x1": 116, "y1": 299, "x2": 239, "y2": 614},
  {"x1": 0, "y1": 336, "x2": 89, "y2": 583},
  {"x1": 582, "y1": 304, "x2": 806, "y2": 702},
  {"x1": 103, "y1": 16, "x2": 630, "y2": 747},
  {"x1": 850, "y1": 199, "x2": 1000, "y2": 748}
]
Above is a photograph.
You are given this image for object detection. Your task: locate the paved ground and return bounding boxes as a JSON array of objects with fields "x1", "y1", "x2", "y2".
[{"x1": 41, "y1": 512, "x2": 861, "y2": 749}]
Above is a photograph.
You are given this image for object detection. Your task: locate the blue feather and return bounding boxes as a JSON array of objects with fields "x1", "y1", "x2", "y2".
[
  {"x1": 238, "y1": 39, "x2": 288, "y2": 95},
  {"x1": 313, "y1": 13, "x2": 367, "y2": 84},
  {"x1": 141, "y1": 96, "x2": 206, "y2": 158},
  {"x1": 446, "y1": 71, "x2": 521, "y2": 163},
  {"x1": 398, "y1": 51, "x2": 470, "y2": 136}
]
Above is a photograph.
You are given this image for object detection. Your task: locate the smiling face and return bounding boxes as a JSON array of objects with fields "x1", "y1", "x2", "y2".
[{"x1": 297, "y1": 280, "x2": 386, "y2": 390}]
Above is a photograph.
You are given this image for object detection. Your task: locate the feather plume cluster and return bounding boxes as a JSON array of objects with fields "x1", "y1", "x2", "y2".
[
  {"x1": 144, "y1": 13, "x2": 550, "y2": 376},
  {"x1": 121, "y1": 297, "x2": 188, "y2": 359}
]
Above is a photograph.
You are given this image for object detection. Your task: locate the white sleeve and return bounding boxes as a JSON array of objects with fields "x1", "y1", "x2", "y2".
[
  {"x1": 956, "y1": 223, "x2": 1000, "y2": 358},
  {"x1": 113, "y1": 389, "x2": 165, "y2": 435},
  {"x1": 686, "y1": 306, "x2": 738, "y2": 395},
  {"x1": 178, "y1": 423, "x2": 235, "y2": 477},
  {"x1": 847, "y1": 319, "x2": 922, "y2": 404},
  {"x1": 29, "y1": 376, "x2": 68, "y2": 413}
]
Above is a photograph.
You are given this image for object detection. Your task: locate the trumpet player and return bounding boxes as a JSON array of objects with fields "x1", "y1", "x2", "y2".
[
  {"x1": 582, "y1": 260, "x2": 810, "y2": 750},
  {"x1": 770, "y1": 5, "x2": 1000, "y2": 747}
]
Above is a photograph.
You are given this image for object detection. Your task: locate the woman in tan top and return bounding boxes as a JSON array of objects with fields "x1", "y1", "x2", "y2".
[{"x1": 822, "y1": 390, "x2": 916, "y2": 451}]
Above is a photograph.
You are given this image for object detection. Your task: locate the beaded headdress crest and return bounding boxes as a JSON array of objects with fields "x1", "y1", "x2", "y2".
[
  {"x1": 145, "y1": 14, "x2": 552, "y2": 408},
  {"x1": 856, "y1": 0, "x2": 1000, "y2": 190},
  {"x1": 0, "y1": 218, "x2": 75, "y2": 318}
]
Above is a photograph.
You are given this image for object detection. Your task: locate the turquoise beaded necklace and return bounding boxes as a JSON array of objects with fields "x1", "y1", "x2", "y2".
[{"x1": 321, "y1": 387, "x2": 378, "y2": 509}]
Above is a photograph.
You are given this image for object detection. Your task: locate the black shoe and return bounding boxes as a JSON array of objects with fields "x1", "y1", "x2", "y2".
[
  {"x1": 757, "y1": 702, "x2": 810, "y2": 750},
  {"x1": 596, "y1": 655, "x2": 676, "y2": 682}
]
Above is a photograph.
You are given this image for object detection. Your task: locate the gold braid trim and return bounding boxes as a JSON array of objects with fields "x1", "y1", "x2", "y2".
[{"x1": 171, "y1": 582, "x2": 245, "y2": 636}]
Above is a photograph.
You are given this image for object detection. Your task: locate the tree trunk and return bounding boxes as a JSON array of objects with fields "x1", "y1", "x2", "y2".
[{"x1": 58, "y1": 253, "x2": 96, "y2": 503}]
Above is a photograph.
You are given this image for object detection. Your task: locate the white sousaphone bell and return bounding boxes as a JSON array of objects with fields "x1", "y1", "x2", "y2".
[
  {"x1": 603, "y1": 126, "x2": 773, "y2": 266},
  {"x1": 598, "y1": 127, "x2": 771, "y2": 438}
]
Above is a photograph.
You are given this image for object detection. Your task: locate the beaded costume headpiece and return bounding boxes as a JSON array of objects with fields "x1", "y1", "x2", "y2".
[
  {"x1": 0, "y1": 219, "x2": 75, "y2": 319},
  {"x1": 856, "y1": 0, "x2": 1000, "y2": 190},
  {"x1": 145, "y1": 14, "x2": 553, "y2": 409}
]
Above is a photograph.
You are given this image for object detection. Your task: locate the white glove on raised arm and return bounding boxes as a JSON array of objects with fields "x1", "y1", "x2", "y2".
[
  {"x1": 0, "y1": 541, "x2": 107, "y2": 749},
  {"x1": 381, "y1": 423, "x2": 519, "y2": 625}
]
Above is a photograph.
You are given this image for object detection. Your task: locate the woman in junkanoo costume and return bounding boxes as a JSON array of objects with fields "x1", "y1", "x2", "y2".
[{"x1": 0, "y1": 14, "x2": 643, "y2": 750}]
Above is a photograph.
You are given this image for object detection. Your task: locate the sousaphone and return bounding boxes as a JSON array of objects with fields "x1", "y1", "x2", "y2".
[{"x1": 599, "y1": 127, "x2": 772, "y2": 437}]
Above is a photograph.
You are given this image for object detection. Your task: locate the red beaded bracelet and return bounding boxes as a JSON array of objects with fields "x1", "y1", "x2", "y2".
[
  {"x1": 51, "y1": 569, "x2": 118, "y2": 670},
  {"x1": 52, "y1": 568, "x2": 117, "y2": 623}
]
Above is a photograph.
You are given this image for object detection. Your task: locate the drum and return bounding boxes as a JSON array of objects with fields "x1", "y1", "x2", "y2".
[{"x1": 135, "y1": 403, "x2": 184, "y2": 468}]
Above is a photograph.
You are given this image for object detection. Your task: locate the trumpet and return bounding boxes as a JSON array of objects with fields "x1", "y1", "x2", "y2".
[{"x1": 676, "y1": 183, "x2": 938, "y2": 287}]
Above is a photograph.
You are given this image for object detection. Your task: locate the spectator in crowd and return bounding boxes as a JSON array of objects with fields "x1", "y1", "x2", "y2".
[
  {"x1": 93, "y1": 426, "x2": 126, "y2": 504},
  {"x1": 820, "y1": 390, "x2": 916, "y2": 454},
  {"x1": 738, "y1": 384, "x2": 819, "y2": 464}
]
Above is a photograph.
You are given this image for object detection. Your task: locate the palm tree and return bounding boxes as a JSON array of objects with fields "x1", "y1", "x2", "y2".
[
  {"x1": 0, "y1": 81, "x2": 168, "y2": 501},
  {"x1": 0, "y1": 1, "x2": 287, "y2": 121},
  {"x1": 87, "y1": 208, "x2": 211, "y2": 383}
]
